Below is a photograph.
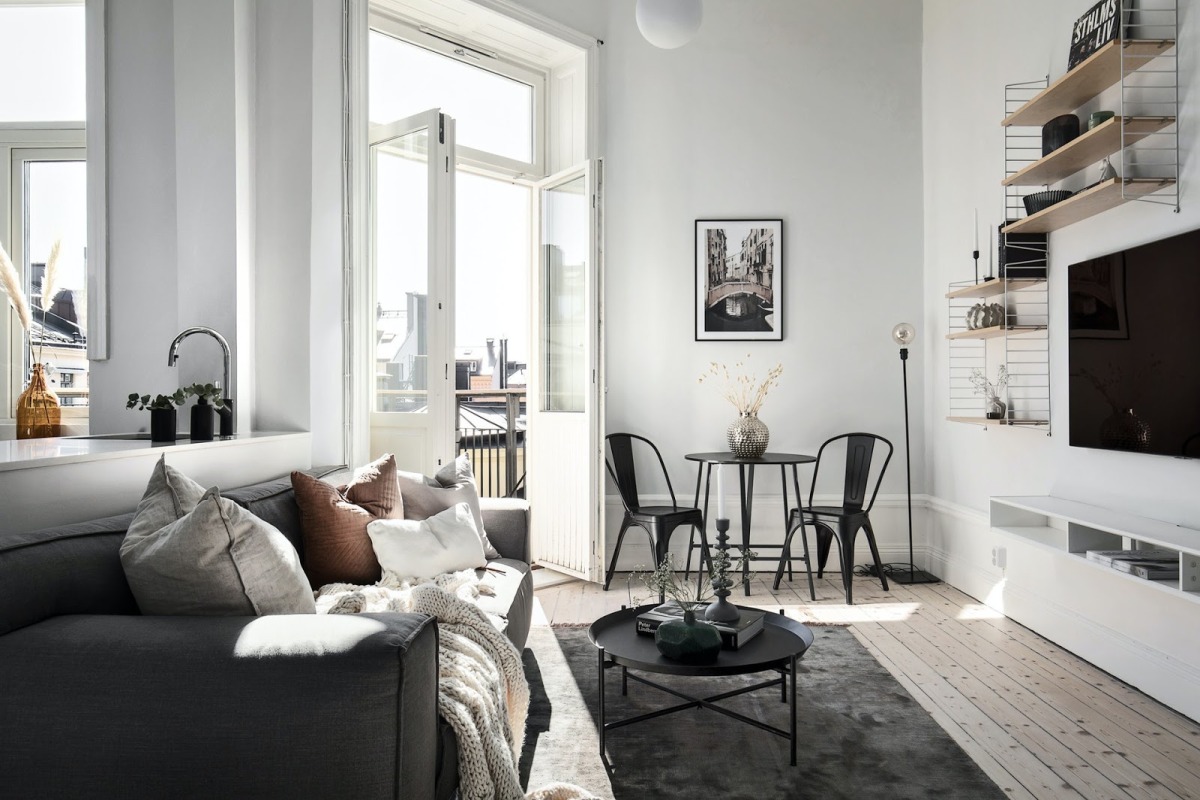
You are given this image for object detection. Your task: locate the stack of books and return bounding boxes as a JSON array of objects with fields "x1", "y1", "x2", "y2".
[
  {"x1": 635, "y1": 602, "x2": 766, "y2": 650},
  {"x1": 1085, "y1": 549, "x2": 1179, "y2": 581}
]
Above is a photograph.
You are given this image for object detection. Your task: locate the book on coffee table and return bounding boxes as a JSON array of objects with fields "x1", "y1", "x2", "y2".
[
  {"x1": 635, "y1": 602, "x2": 766, "y2": 650},
  {"x1": 1085, "y1": 549, "x2": 1176, "y2": 567}
]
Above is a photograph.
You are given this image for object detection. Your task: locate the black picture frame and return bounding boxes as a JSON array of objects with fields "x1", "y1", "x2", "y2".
[
  {"x1": 694, "y1": 219, "x2": 783, "y2": 342},
  {"x1": 1068, "y1": 0, "x2": 1135, "y2": 71}
]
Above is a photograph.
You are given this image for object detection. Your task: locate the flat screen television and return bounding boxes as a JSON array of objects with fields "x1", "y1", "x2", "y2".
[{"x1": 1068, "y1": 226, "x2": 1200, "y2": 458}]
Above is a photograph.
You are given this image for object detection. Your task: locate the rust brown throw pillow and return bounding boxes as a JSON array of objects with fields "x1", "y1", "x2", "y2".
[{"x1": 291, "y1": 454, "x2": 403, "y2": 588}]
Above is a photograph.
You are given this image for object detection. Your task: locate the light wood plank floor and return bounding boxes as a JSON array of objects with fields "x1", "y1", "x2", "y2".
[{"x1": 534, "y1": 571, "x2": 1200, "y2": 800}]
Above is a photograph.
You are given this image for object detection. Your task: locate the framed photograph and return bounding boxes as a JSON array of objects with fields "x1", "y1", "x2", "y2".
[
  {"x1": 1069, "y1": 254, "x2": 1128, "y2": 339},
  {"x1": 695, "y1": 219, "x2": 782, "y2": 341}
]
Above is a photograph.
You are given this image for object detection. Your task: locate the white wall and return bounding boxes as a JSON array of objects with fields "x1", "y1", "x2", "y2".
[
  {"x1": 90, "y1": 0, "x2": 345, "y2": 465},
  {"x1": 923, "y1": 0, "x2": 1200, "y2": 533},
  {"x1": 515, "y1": 0, "x2": 928, "y2": 562}
]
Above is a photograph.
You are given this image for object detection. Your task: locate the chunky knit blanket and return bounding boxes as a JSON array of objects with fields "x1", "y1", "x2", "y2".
[{"x1": 316, "y1": 571, "x2": 600, "y2": 800}]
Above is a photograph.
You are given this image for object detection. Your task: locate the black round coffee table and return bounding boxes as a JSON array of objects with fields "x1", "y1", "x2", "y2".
[{"x1": 589, "y1": 605, "x2": 814, "y2": 768}]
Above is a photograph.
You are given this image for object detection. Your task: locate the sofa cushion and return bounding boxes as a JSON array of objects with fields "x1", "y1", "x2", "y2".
[
  {"x1": 291, "y1": 455, "x2": 402, "y2": 588},
  {"x1": 121, "y1": 485, "x2": 316, "y2": 616},
  {"x1": 368, "y1": 504, "x2": 487, "y2": 582},
  {"x1": 0, "y1": 513, "x2": 137, "y2": 635},
  {"x1": 398, "y1": 455, "x2": 499, "y2": 558},
  {"x1": 223, "y1": 465, "x2": 351, "y2": 557},
  {"x1": 477, "y1": 557, "x2": 533, "y2": 650}
]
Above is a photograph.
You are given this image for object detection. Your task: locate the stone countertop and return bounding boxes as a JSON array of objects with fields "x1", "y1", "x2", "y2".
[{"x1": 0, "y1": 431, "x2": 308, "y2": 472}]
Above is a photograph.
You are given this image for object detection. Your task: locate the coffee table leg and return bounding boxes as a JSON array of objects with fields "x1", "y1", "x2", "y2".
[
  {"x1": 598, "y1": 646, "x2": 606, "y2": 766},
  {"x1": 789, "y1": 654, "x2": 798, "y2": 767}
]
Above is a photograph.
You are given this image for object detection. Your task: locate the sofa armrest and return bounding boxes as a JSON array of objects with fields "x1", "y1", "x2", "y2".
[
  {"x1": 0, "y1": 612, "x2": 439, "y2": 800},
  {"x1": 480, "y1": 497, "x2": 530, "y2": 563}
]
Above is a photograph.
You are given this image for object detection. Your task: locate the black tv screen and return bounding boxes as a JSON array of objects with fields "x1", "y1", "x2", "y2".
[{"x1": 1068, "y1": 226, "x2": 1200, "y2": 458}]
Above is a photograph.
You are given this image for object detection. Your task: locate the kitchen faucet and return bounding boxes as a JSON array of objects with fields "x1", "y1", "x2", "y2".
[{"x1": 167, "y1": 327, "x2": 234, "y2": 435}]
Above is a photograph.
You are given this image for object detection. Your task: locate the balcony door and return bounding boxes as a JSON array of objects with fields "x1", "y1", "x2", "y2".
[
  {"x1": 527, "y1": 162, "x2": 604, "y2": 580},
  {"x1": 368, "y1": 110, "x2": 456, "y2": 473}
]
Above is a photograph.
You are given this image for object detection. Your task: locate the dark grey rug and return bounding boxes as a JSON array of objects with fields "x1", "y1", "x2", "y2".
[{"x1": 521, "y1": 625, "x2": 1005, "y2": 800}]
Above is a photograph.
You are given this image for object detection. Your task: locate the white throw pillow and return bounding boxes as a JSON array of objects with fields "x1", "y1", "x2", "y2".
[{"x1": 367, "y1": 503, "x2": 487, "y2": 581}]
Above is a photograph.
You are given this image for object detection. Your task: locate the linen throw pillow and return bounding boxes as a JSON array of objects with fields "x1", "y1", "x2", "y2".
[
  {"x1": 367, "y1": 503, "x2": 487, "y2": 582},
  {"x1": 120, "y1": 458, "x2": 315, "y2": 616},
  {"x1": 291, "y1": 453, "x2": 403, "y2": 588},
  {"x1": 397, "y1": 454, "x2": 499, "y2": 558}
]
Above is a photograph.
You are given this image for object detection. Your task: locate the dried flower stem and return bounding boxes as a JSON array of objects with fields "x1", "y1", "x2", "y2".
[
  {"x1": 699, "y1": 355, "x2": 783, "y2": 415},
  {"x1": 0, "y1": 239, "x2": 33, "y2": 333},
  {"x1": 38, "y1": 238, "x2": 63, "y2": 367}
]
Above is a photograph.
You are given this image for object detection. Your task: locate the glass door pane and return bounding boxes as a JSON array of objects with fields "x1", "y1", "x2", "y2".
[
  {"x1": 541, "y1": 174, "x2": 587, "y2": 413},
  {"x1": 372, "y1": 127, "x2": 430, "y2": 414}
]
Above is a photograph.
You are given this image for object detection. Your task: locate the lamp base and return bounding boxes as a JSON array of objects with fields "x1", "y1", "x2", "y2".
[{"x1": 891, "y1": 567, "x2": 939, "y2": 585}]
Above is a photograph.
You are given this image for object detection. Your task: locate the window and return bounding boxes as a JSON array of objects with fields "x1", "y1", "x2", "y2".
[{"x1": 0, "y1": 2, "x2": 87, "y2": 434}]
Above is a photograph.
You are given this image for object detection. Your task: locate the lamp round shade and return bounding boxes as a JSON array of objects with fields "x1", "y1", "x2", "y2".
[
  {"x1": 635, "y1": 0, "x2": 703, "y2": 49},
  {"x1": 892, "y1": 322, "x2": 916, "y2": 347}
]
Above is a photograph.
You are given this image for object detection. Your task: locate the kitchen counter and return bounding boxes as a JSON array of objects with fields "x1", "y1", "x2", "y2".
[{"x1": 0, "y1": 432, "x2": 312, "y2": 534}]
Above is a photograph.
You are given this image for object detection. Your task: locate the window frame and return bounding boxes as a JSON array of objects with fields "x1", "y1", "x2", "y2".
[
  {"x1": 1, "y1": 132, "x2": 86, "y2": 426},
  {"x1": 368, "y1": 11, "x2": 547, "y2": 180}
]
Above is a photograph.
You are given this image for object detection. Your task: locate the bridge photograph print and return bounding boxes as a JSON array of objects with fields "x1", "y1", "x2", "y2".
[{"x1": 695, "y1": 218, "x2": 783, "y2": 341}]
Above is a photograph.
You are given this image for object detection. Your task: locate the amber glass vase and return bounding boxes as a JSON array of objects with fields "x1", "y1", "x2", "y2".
[{"x1": 16, "y1": 364, "x2": 62, "y2": 439}]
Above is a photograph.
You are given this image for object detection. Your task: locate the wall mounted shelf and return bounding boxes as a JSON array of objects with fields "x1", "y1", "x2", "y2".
[
  {"x1": 1001, "y1": 177, "x2": 1176, "y2": 234},
  {"x1": 945, "y1": 278, "x2": 1045, "y2": 300},
  {"x1": 946, "y1": 416, "x2": 1049, "y2": 427},
  {"x1": 946, "y1": 324, "x2": 1046, "y2": 341},
  {"x1": 1001, "y1": 39, "x2": 1176, "y2": 127},
  {"x1": 1002, "y1": 116, "x2": 1175, "y2": 187}
]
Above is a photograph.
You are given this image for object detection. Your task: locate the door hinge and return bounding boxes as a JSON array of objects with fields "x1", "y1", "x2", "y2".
[
  {"x1": 445, "y1": 364, "x2": 449, "y2": 379},
  {"x1": 438, "y1": 114, "x2": 445, "y2": 144},
  {"x1": 446, "y1": 156, "x2": 449, "y2": 173}
]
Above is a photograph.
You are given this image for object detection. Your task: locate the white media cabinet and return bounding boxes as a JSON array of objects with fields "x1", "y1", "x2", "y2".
[
  {"x1": 987, "y1": 495, "x2": 1200, "y2": 721},
  {"x1": 991, "y1": 496, "x2": 1200, "y2": 601}
]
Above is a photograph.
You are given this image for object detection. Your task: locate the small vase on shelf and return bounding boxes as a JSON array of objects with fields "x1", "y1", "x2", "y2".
[
  {"x1": 150, "y1": 408, "x2": 178, "y2": 443},
  {"x1": 727, "y1": 412, "x2": 769, "y2": 458},
  {"x1": 190, "y1": 397, "x2": 215, "y2": 441},
  {"x1": 16, "y1": 364, "x2": 61, "y2": 439}
]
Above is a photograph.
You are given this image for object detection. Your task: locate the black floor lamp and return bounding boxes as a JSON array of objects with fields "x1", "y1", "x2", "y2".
[{"x1": 891, "y1": 322, "x2": 938, "y2": 585}]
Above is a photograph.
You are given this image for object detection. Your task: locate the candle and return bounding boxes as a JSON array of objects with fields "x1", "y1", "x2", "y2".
[
  {"x1": 974, "y1": 209, "x2": 979, "y2": 251},
  {"x1": 716, "y1": 465, "x2": 727, "y2": 520},
  {"x1": 989, "y1": 227, "x2": 995, "y2": 275}
]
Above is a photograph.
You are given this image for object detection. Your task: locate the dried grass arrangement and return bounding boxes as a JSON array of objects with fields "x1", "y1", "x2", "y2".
[
  {"x1": 698, "y1": 355, "x2": 783, "y2": 415},
  {"x1": 0, "y1": 239, "x2": 33, "y2": 334}
]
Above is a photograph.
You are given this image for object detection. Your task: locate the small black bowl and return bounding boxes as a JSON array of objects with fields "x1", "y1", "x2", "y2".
[
  {"x1": 1024, "y1": 189, "x2": 1074, "y2": 215},
  {"x1": 1042, "y1": 113, "x2": 1080, "y2": 156}
]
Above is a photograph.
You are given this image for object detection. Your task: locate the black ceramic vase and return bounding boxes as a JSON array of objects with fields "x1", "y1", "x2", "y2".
[
  {"x1": 190, "y1": 398, "x2": 214, "y2": 441},
  {"x1": 219, "y1": 398, "x2": 234, "y2": 437},
  {"x1": 1042, "y1": 113, "x2": 1080, "y2": 156},
  {"x1": 654, "y1": 607, "x2": 722, "y2": 664},
  {"x1": 149, "y1": 408, "x2": 177, "y2": 443}
]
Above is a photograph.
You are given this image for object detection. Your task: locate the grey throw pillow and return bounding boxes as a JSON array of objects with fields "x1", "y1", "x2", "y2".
[
  {"x1": 120, "y1": 457, "x2": 316, "y2": 616},
  {"x1": 397, "y1": 454, "x2": 499, "y2": 558}
]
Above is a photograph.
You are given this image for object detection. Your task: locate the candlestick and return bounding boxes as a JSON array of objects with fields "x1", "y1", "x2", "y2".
[
  {"x1": 716, "y1": 465, "x2": 726, "y2": 519},
  {"x1": 988, "y1": 227, "x2": 995, "y2": 279},
  {"x1": 704, "y1": 517, "x2": 741, "y2": 623}
]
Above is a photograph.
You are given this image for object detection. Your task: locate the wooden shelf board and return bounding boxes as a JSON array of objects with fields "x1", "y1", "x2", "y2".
[
  {"x1": 1001, "y1": 178, "x2": 1175, "y2": 234},
  {"x1": 1003, "y1": 116, "x2": 1175, "y2": 187},
  {"x1": 1002, "y1": 39, "x2": 1177, "y2": 127},
  {"x1": 946, "y1": 278, "x2": 1045, "y2": 300},
  {"x1": 947, "y1": 416, "x2": 1050, "y2": 427},
  {"x1": 946, "y1": 325, "x2": 1046, "y2": 341}
]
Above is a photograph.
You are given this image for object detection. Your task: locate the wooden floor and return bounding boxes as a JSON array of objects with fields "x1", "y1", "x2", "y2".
[{"x1": 534, "y1": 571, "x2": 1200, "y2": 800}]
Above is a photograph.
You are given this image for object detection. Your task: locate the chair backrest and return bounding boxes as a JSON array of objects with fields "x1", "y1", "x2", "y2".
[
  {"x1": 605, "y1": 433, "x2": 678, "y2": 514},
  {"x1": 810, "y1": 432, "x2": 893, "y2": 513}
]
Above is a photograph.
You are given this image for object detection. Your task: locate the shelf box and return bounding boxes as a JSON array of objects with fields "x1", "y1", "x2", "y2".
[
  {"x1": 1003, "y1": 116, "x2": 1175, "y2": 187},
  {"x1": 1001, "y1": 39, "x2": 1177, "y2": 127},
  {"x1": 1066, "y1": 522, "x2": 1122, "y2": 554},
  {"x1": 1001, "y1": 178, "x2": 1175, "y2": 235}
]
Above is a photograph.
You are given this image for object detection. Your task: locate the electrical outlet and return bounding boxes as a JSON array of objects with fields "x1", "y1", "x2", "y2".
[{"x1": 991, "y1": 546, "x2": 1007, "y2": 569}]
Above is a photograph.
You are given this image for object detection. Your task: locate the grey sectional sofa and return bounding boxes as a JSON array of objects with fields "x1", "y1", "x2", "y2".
[{"x1": 0, "y1": 466, "x2": 533, "y2": 800}]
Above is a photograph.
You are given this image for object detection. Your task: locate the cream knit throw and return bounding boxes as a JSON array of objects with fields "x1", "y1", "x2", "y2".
[{"x1": 316, "y1": 571, "x2": 600, "y2": 800}]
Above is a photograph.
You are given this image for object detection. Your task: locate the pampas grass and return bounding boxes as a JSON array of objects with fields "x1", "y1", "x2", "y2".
[
  {"x1": 42, "y1": 239, "x2": 61, "y2": 312},
  {"x1": 698, "y1": 355, "x2": 783, "y2": 415},
  {"x1": 0, "y1": 239, "x2": 33, "y2": 333}
]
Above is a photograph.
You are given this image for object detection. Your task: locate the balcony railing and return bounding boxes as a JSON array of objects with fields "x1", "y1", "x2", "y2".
[{"x1": 455, "y1": 388, "x2": 525, "y2": 499}]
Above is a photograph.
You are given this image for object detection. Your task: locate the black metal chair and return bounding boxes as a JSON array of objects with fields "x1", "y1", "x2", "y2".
[
  {"x1": 774, "y1": 433, "x2": 893, "y2": 604},
  {"x1": 604, "y1": 433, "x2": 710, "y2": 598}
]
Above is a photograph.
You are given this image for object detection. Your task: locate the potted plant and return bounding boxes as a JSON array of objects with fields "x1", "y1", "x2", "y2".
[
  {"x1": 969, "y1": 365, "x2": 1010, "y2": 420},
  {"x1": 184, "y1": 383, "x2": 226, "y2": 441},
  {"x1": 126, "y1": 390, "x2": 186, "y2": 442}
]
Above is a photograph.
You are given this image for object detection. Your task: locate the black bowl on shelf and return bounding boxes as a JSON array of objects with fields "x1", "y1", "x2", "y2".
[
  {"x1": 1041, "y1": 113, "x2": 1080, "y2": 156},
  {"x1": 1023, "y1": 189, "x2": 1074, "y2": 215}
]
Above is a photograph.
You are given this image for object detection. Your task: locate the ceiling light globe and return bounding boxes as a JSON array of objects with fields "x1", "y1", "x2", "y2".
[
  {"x1": 892, "y1": 322, "x2": 916, "y2": 347},
  {"x1": 636, "y1": 0, "x2": 704, "y2": 50}
]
